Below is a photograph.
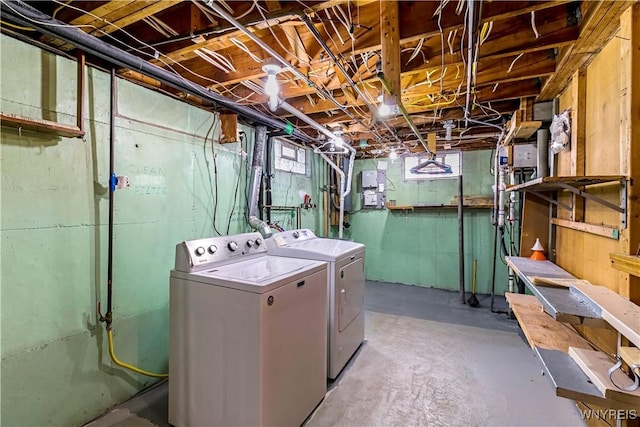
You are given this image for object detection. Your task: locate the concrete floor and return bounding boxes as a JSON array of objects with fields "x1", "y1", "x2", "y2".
[{"x1": 86, "y1": 281, "x2": 584, "y2": 427}]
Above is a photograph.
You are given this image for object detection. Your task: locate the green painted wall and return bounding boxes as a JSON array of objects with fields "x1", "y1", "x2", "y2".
[
  {"x1": 0, "y1": 34, "x2": 321, "y2": 427},
  {"x1": 342, "y1": 151, "x2": 509, "y2": 295}
]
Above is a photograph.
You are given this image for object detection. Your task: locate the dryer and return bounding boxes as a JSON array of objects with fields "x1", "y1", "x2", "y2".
[
  {"x1": 266, "y1": 229, "x2": 365, "y2": 379},
  {"x1": 169, "y1": 232, "x2": 328, "y2": 427}
]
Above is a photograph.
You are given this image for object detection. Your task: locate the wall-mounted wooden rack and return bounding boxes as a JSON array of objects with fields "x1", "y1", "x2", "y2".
[{"x1": 506, "y1": 175, "x2": 627, "y2": 230}]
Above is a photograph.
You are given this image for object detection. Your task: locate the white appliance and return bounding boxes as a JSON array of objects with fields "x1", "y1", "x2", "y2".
[
  {"x1": 169, "y1": 232, "x2": 328, "y2": 427},
  {"x1": 266, "y1": 229, "x2": 365, "y2": 379}
]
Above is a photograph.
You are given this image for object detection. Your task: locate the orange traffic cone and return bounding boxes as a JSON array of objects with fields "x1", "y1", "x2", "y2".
[{"x1": 530, "y1": 238, "x2": 546, "y2": 261}]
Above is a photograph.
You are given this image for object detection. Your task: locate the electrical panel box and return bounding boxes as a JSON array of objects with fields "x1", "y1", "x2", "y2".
[
  {"x1": 361, "y1": 170, "x2": 378, "y2": 189},
  {"x1": 361, "y1": 170, "x2": 386, "y2": 209},
  {"x1": 513, "y1": 144, "x2": 537, "y2": 168}
]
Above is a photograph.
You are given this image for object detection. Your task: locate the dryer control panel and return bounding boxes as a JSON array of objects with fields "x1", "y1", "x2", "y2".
[
  {"x1": 269, "y1": 229, "x2": 317, "y2": 248},
  {"x1": 174, "y1": 232, "x2": 266, "y2": 272}
]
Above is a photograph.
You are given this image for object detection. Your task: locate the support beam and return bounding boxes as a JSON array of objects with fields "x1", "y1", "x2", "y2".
[{"x1": 380, "y1": 0, "x2": 400, "y2": 107}]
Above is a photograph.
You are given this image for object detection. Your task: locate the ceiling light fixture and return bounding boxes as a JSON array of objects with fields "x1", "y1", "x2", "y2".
[
  {"x1": 379, "y1": 102, "x2": 393, "y2": 117},
  {"x1": 389, "y1": 149, "x2": 398, "y2": 160},
  {"x1": 332, "y1": 129, "x2": 344, "y2": 147},
  {"x1": 262, "y1": 61, "x2": 282, "y2": 112}
]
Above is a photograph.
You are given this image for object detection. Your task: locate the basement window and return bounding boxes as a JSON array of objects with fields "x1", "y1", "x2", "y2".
[
  {"x1": 274, "y1": 139, "x2": 307, "y2": 175},
  {"x1": 403, "y1": 152, "x2": 461, "y2": 181}
]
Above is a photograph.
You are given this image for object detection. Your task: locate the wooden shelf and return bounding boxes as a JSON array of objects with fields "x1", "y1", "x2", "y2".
[
  {"x1": 505, "y1": 293, "x2": 591, "y2": 352},
  {"x1": 609, "y1": 252, "x2": 640, "y2": 277},
  {"x1": 505, "y1": 256, "x2": 606, "y2": 327},
  {"x1": 535, "y1": 347, "x2": 639, "y2": 411},
  {"x1": 386, "y1": 204, "x2": 493, "y2": 210},
  {"x1": 507, "y1": 175, "x2": 627, "y2": 229},
  {"x1": 507, "y1": 175, "x2": 625, "y2": 192},
  {"x1": 1, "y1": 112, "x2": 84, "y2": 138}
]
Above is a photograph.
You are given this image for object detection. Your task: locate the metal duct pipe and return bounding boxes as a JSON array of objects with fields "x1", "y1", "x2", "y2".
[
  {"x1": 248, "y1": 126, "x2": 271, "y2": 238},
  {"x1": 378, "y1": 72, "x2": 433, "y2": 157},
  {"x1": 204, "y1": 1, "x2": 362, "y2": 124},
  {"x1": 536, "y1": 128, "x2": 549, "y2": 179},
  {"x1": 0, "y1": 0, "x2": 312, "y2": 143}
]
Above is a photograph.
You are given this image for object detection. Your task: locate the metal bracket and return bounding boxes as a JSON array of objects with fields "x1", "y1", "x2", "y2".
[
  {"x1": 554, "y1": 180, "x2": 627, "y2": 229},
  {"x1": 530, "y1": 190, "x2": 572, "y2": 211}
]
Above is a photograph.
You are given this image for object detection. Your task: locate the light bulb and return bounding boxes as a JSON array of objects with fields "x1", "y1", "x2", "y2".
[
  {"x1": 379, "y1": 102, "x2": 392, "y2": 117},
  {"x1": 333, "y1": 136, "x2": 344, "y2": 147},
  {"x1": 268, "y1": 95, "x2": 278, "y2": 112},
  {"x1": 264, "y1": 73, "x2": 278, "y2": 97},
  {"x1": 389, "y1": 149, "x2": 398, "y2": 160}
]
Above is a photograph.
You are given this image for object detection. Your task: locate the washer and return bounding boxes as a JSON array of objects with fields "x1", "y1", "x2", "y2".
[
  {"x1": 266, "y1": 229, "x2": 365, "y2": 379},
  {"x1": 169, "y1": 232, "x2": 328, "y2": 427}
]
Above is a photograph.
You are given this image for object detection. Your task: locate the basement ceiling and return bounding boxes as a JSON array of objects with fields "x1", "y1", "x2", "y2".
[{"x1": 1, "y1": 0, "x2": 629, "y2": 157}]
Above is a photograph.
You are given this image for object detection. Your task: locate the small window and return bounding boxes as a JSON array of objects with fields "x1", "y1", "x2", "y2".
[
  {"x1": 274, "y1": 139, "x2": 307, "y2": 175},
  {"x1": 403, "y1": 152, "x2": 461, "y2": 181}
]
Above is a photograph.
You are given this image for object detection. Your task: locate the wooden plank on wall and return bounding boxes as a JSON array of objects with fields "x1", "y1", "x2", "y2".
[
  {"x1": 550, "y1": 218, "x2": 620, "y2": 240},
  {"x1": 520, "y1": 193, "x2": 549, "y2": 257},
  {"x1": 571, "y1": 69, "x2": 586, "y2": 222},
  {"x1": 620, "y1": 4, "x2": 640, "y2": 303}
]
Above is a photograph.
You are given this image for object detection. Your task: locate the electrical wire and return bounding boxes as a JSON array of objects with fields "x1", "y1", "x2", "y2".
[
  {"x1": 226, "y1": 133, "x2": 245, "y2": 234},
  {"x1": 107, "y1": 330, "x2": 168, "y2": 378},
  {"x1": 1, "y1": 19, "x2": 35, "y2": 31},
  {"x1": 202, "y1": 115, "x2": 223, "y2": 236}
]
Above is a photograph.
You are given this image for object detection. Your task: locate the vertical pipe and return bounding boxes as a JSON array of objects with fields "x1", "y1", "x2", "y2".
[
  {"x1": 458, "y1": 174, "x2": 466, "y2": 304},
  {"x1": 536, "y1": 129, "x2": 549, "y2": 179},
  {"x1": 265, "y1": 137, "x2": 274, "y2": 224},
  {"x1": 105, "y1": 68, "x2": 116, "y2": 325},
  {"x1": 464, "y1": 0, "x2": 475, "y2": 126},
  {"x1": 76, "y1": 51, "x2": 85, "y2": 134}
]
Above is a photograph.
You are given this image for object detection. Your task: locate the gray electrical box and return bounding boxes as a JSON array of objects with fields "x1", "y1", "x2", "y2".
[
  {"x1": 513, "y1": 144, "x2": 537, "y2": 168},
  {"x1": 361, "y1": 170, "x2": 386, "y2": 209},
  {"x1": 361, "y1": 170, "x2": 378, "y2": 189}
]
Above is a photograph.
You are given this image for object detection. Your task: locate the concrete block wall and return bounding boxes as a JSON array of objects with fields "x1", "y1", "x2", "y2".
[{"x1": 0, "y1": 34, "x2": 322, "y2": 426}]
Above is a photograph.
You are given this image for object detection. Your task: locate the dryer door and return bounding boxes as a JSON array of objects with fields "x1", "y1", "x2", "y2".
[{"x1": 338, "y1": 255, "x2": 365, "y2": 332}]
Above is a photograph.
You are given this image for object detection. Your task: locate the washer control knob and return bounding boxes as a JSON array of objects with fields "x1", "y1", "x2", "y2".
[
  {"x1": 292, "y1": 231, "x2": 300, "y2": 239},
  {"x1": 246, "y1": 239, "x2": 254, "y2": 248},
  {"x1": 195, "y1": 246, "x2": 206, "y2": 256},
  {"x1": 207, "y1": 245, "x2": 217, "y2": 254},
  {"x1": 228, "y1": 241, "x2": 239, "y2": 252},
  {"x1": 255, "y1": 238, "x2": 263, "y2": 246}
]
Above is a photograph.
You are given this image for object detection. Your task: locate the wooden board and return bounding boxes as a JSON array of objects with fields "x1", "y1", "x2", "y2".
[
  {"x1": 519, "y1": 192, "x2": 549, "y2": 258},
  {"x1": 550, "y1": 218, "x2": 620, "y2": 240},
  {"x1": 532, "y1": 276, "x2": 592, "y2": 289},
  {"x1": 610, "y1": 253, "x2": 640, "y2": 277},
  {"x1": 1, "y1": 113, "x2": 85, "y2": 138},
  {"x1": 569, "y1": 347, "x2": 640, "y2": 406},
  {"x1": 536, "y1": 347, "x2": 639, "y2": 411},
  {"x1": 571, "y1": 282, "x2": 640, "y2": 348},
  {"x1": 505, "y1": 293, "x2": 591, "y2": 352},
  {"x1": 619, "y1": 346, "x2": 640, "y2": 366}
]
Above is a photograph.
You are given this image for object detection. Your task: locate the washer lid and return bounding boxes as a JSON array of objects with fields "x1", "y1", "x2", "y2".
[
  {"x1": 181, "y1": 255, "x2": 325, "y2": 293},
  {"x1": 269, "y1": 238, "x2": 364, "y2": 261}
]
